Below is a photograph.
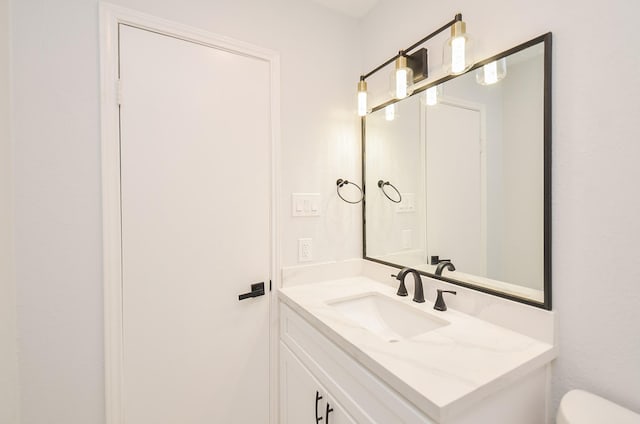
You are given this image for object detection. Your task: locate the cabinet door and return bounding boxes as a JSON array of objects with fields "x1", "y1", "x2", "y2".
[
  {"x1": 281, "y1": 343, "x2": 356, "y2": 424},
  {"x1": 325, "y1": 393, "x2": 357, "y2": 424}
]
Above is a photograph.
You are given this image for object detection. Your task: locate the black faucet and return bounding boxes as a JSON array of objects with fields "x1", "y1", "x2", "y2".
[
  {"x1": 392, "y1": 268, "x2": 425, "y2": 303},
  {"x1": 435, "y1": 261, "x2": 455, "y2": 276}
]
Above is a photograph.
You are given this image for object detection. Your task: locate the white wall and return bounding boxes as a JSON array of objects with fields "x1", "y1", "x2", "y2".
[
  {"x1": 361, "y1": 0, "x2": 640, "y2": 414},
  {"x1": 11, "y1": 0, "x2": 360, "y2": 422},
  {"x1": 0, "y1": 0, "x2": 19, "y2": 422},
  {"x1": 12, "y1": 0, "x2": 105, "y2": 421}
]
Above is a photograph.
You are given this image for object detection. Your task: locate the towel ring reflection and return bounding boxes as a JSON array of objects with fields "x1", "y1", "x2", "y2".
[
  {"x1": 378, "y1": 180, "x2": 402, "y2": 203},
  {"x1": 336, "y1": 179, "x2": 364, "y2": 204}
]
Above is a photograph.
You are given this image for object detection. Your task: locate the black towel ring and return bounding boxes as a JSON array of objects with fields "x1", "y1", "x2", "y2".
[
  {"x1": 378, "y1": 180, "x2": 402, "y2": 203},
  {"x1": 336, "y1": 179, "x2": 364, "y2": 204}
]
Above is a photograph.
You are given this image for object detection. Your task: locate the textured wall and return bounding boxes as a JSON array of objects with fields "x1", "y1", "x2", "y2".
[{"x1": 0, "y1": 0, "x2": 19, "y2": 422}]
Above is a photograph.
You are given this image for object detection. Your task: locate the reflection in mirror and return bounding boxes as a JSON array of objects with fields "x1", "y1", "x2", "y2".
[{"x1": 364, "y1": 35, "x2": 550, "y2": 308}]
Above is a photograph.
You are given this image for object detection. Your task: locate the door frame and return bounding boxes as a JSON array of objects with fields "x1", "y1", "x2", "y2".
[{"x1": 99, "y1": 4, "x2": 281, "y2": 423}]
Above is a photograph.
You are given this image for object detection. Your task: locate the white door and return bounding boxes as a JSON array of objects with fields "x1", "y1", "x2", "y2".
[
  {"x1": 118, "y1": 24, "x2": 272, "y2": 423},
  {"x1": 425, "y1": 101, "x2": 486, "y2": 276}
]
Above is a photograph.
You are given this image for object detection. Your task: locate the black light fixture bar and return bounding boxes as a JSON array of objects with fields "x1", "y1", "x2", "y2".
[{"x1": 360, "y1": 13, "x2": 462, "y2": 81}]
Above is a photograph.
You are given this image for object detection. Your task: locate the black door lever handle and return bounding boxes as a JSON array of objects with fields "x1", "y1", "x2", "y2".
[{"x1": 238, "y1": 282, "x2": 265, "y2": 301}]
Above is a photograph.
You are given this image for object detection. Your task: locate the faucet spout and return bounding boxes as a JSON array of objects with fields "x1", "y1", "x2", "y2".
[
  {"x1": 393, "y1": 268, "x2": 425, "y2": 303},
  {"x1": 435, "y1": 261, "x2": 456, "y2": 276}
]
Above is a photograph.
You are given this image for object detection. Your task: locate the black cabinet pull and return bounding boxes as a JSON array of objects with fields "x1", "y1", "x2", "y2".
[
  {"x1": 325, "y1": 403, "x2": 334, "y2": 424},
  {"x1": 315, "y1": 391, "x2": 323, "y2": 423},
  {"x1": 238, "y1": 282, "x2": 265, "y2": 301}
]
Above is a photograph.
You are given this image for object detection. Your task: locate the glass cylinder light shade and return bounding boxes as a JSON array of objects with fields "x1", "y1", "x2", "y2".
[
  {"x1": 357, "y1": 80, "x2": 368, "y2": 117},
  {"x1": 390, "y1": 55, "x2": 414, "y2": 99},
  {"x1": 443, "y1": 21, "x2": 473, "y2": 75},
  {"x1": 385, "y1": 104, "x2": 396, "y2": 121},
  {"x1": 476, "y1": 58, "x2": 507, "y2": 85},
  {"x1": 421, "y1": 84, "x2": 443, "y2": 106}
]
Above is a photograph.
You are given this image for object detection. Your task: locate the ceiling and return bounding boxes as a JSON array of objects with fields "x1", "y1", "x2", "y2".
[{"x1": 309, "y1": 0, "x2": 379, "y2": 18}]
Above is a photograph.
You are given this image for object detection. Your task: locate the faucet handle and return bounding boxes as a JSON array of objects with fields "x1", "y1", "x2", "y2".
[
  {"x1": 433, "y1": 289, "x2": 457, "y2": 311},
  {"x1": 397, "y1": 281, "x2": 408, "y2": 297},
  {"x1": 392, "y1": 274, "x2": 408, "y2": 297}
]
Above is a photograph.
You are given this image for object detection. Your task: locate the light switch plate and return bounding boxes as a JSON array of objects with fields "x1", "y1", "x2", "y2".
[{"x1": 292, "y1": 193, "x2": 321, "y2": 217}]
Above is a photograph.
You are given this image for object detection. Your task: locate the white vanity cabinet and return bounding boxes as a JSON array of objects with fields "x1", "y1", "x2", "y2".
[{"x1": 280, "y1": 343, "x2": 356, "y2": 424}]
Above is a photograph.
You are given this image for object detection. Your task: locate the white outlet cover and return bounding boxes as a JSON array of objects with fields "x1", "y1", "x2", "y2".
[
  {"x1": 402, "y1": 229, "x2": 412, "y2": 249},
  {"x1": 298, "y1": 238, "x2": 313, "y2": 262}
]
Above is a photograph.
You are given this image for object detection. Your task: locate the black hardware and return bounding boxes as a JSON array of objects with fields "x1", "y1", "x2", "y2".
[
  {"x1": 269, "y1": 280, "x2": 272, "y2": 291},
  {"x1": 394, "y1": 268, "x2": 425, "y2": 303},
  {"x1": 430, "y1": 256, "x2": 451, "y2": 265},
  {"x1": 406, "y1": 48, "x2": 429, "y2": 83},
  {"x1": 391, "y1": 274, "x2": 408, "y2": 297},
  {"x1": 434, "y1": 289, "x2": 457, "y2": 311},
  {"x1": 315, "y1": 391, "x2": 323, "y2": 423},
  {"x1": 326, "y1": 403, "x2": 334, "y2": 423},
  {"x1": 543, "y1": 33, "x2": 553, "y2": 311},
  {"x1": 238, "y1": 282, "x2": 265, "y2": 301},
  {"x1": 377, "y1": 180, "x2": 402, "y2": 203},
  {"x1": 361, "y1": 14, "x2": 462, "y2": 81},
  {"x1": 435, "y1": 261, "x2": 455, "y2": 277},
  {"x1": 336, "y1": 179, "x2": 364, "y2": 204}
]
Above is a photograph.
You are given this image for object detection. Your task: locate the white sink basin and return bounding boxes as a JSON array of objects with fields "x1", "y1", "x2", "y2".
[{"x1": 327, "y1": 293, "x2": 449, "y2": 342}]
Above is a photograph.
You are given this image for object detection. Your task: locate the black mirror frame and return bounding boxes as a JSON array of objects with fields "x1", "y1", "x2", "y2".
[{"x1": 362, "y1": 32, "x2": 552, "y2": 310}]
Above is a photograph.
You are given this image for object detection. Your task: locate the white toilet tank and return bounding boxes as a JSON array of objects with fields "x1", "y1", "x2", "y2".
[{"x1": 557, "y1": 390, "x2": 640, "y2": 424}]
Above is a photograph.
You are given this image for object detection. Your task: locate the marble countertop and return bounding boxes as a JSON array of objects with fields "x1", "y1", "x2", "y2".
[{"x1": 279, "y1": 276, "x2": 557, "y2": 422}]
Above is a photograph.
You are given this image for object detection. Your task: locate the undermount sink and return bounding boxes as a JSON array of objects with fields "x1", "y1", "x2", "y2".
[{"x1": 327, "y1": 293, "x2": 449, "y2": 342}]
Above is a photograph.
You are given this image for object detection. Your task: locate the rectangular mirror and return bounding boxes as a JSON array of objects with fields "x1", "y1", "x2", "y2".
[{"x1": 363, "y1": 33, "x2": 551, "y2": 309}]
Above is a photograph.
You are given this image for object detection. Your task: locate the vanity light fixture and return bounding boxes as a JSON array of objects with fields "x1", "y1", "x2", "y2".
[
  {"x1": 391, "y1": 53, "x2": 414, "y2": 99},
  {"x1": 443, "y1": 17, "x2": 474, "y2": 75},
  {"x1": 356, "y1": 13, "x2": 471, "y2": 115},
  {"x1": 476, "y1": 58, "x2": 507, "y2": 85},
  {"x1": 357, "y1": 79, "x2": 368, "y2": 117},
  {"x1": 423, "y1": 85, "x2": 442, "y2": 106}
]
